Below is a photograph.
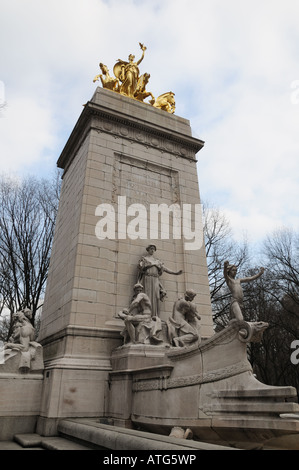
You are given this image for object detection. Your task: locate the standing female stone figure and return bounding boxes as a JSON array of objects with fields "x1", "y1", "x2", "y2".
[{"x1": 137, "y1": 245, "x2": 183, "y2": 317}]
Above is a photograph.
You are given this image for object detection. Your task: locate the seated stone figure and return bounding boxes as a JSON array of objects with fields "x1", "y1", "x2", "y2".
[
  {"x1": 167, "y1": 290, "x2": 201, "y2": 347},
  {"x1": 118, "y1": 284, "x2": 163, "y2": 345},
  {"x1": 3, "y1": 308, "x2": 43, "y2": 372}
]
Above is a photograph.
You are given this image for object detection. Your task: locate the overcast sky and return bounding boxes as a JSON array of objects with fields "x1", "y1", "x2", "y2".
[{"x1": 1, "y1": 0, "x2": 299, "y2": 246}]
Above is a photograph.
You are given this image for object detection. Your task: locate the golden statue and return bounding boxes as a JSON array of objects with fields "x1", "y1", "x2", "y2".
[
  {"x1": 93, "y1": 63, "x2": 119, "y2": 91},
  {"x1": 134, "y1": 73, "x2": 155, "y2": 104},
  {"x1": 153, "y1": 91, "x2": 176, "y2": 114},
  {"x1": 114, "y1": 43, "x2": 146, "y2": 98},
  {"x1": 93, "y1": 43, "x2": 176, "y2": 114}
]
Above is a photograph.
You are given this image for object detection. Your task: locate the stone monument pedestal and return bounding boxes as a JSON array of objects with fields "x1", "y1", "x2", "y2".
[
  {"x1": 108, "y1": 344, "x2": 171, "y2": 427},
  {"x1": 36, "y1": 86, "x2": 213, "y2": 435},
  {"x1": 0, "y1": 371, "x2": 44, "y2": 440}
]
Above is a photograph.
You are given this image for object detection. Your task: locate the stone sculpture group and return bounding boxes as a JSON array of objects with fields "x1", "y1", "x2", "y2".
[
  {"x1": 118, "y1": 245, "x2": 266, "y2": 348},
  {"x1": 0, "y1": 245, "x2": 266, "y2": 371}
]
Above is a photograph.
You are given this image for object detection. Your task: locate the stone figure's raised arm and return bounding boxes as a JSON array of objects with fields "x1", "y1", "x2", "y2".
[
  {"x1": 240, "y1": 267, "x2": 265, "y2": 283},
  {"x1": 223, "y1": 260, "x2": 230, "y2": 282}
]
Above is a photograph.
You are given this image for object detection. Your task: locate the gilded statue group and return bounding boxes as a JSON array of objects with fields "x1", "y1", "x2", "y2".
[
  {"x1": 118, "y1": 245, "x2": 265, "y2": 348},
  {"x1": 93, "y1": 43, "x2": 176, "y2": 114}
]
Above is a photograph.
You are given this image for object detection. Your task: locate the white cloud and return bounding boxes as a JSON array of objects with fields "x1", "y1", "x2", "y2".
[
  {"x1": 0, "y1": 0, "x2": 299, "y2": 244},
  {"x1": 0, "y1": 94, "x2": 57, "y2": 174},
  {"x1": 221, "y1": 207, "x2": 282, "y2": 244}
]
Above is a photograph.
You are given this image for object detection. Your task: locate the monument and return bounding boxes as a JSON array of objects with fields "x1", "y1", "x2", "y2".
[
  {"x1": 36, "y1": 43, "x2": 214, "y2": 437},
  {"x1": 1, "y1": 44, "x2": 299, "y2": 449}
]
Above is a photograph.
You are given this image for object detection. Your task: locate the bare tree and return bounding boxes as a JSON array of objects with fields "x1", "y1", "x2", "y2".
[
  {"x1": 203, "y1": 203, "x2": 250, "y2": 328},
  {"x1": 263, "y1": 228, "x2": 299, "y2": 320},
  {"x1": 242, "y1": 267, "x2": 299, "y2": 395},
  {"x1": 0, "y1": 172, "x2": 60, "y2": 339},
  {"x1": 203, "y1": 209, "x2": 299, "y2": 393},
  {"x1": 223, "y1": 229, "x2": 299, "y2": 395}
]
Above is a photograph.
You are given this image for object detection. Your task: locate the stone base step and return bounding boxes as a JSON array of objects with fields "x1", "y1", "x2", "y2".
[
  {"x1": 203, "y1": 401, "x2": 299, "y2": 415},
  {"x1": 13, "y1": 433, "x2": 93, "y2": 450},
  {"x1": 14, "y1": 433, "x2": 43, "y2": 448},
  {"x1": 0, "y1": 440, "x2": 43, "y2": 450},
  {"x1": 57, "y1": 418, "x2": 235, "y2": 450},
  {"x1": 41, "y1": 436, "x2": 93, "y2": 450},
  {"x1": 217, "y1": 386, "x2": 298, "y2": 400},
  {"x1": 0, "y1": 420, "x2": 236, "y2": 451}
]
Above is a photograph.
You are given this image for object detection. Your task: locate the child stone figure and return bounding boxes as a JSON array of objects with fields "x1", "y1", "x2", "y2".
[{"x1": 224, "y1": 261, "x2": 264, "y2": 321}]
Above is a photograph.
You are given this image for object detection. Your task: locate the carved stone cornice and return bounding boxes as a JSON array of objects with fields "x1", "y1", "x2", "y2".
[
  {"x1": 57, "y1": 98, "x2": 204, "y2": 173},
  {"x1": 132, "y1": 359, "x2": 252, "y2": 392},
  {"x1": 39, "y1": 325, "x2": 122, "y2": 346},
  {"x1": 88, "y1": 103, "x2": 203, "y2": 158}
]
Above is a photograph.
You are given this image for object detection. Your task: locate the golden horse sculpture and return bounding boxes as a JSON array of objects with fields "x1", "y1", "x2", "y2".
[{"x1": 93, "y1": 43, "x2": 175, "y2": 114}]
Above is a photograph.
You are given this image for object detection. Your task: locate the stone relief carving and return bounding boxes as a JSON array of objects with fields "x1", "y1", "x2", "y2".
[
  {"x1": 93, "y1": 117, "x2": 198, "y2": 159},
  {"x1": 230, "y1": 319, "x2": 269, "y2": 343},
  {"x1": 112, "y1": 154, "x2": 181, "y2": 206},
  {"x1": 132, "y1": 359, "x2": 253, "y2": 393},
  {"x1": 1, "y1": 308, "x2": 44, "y2": 372}
]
